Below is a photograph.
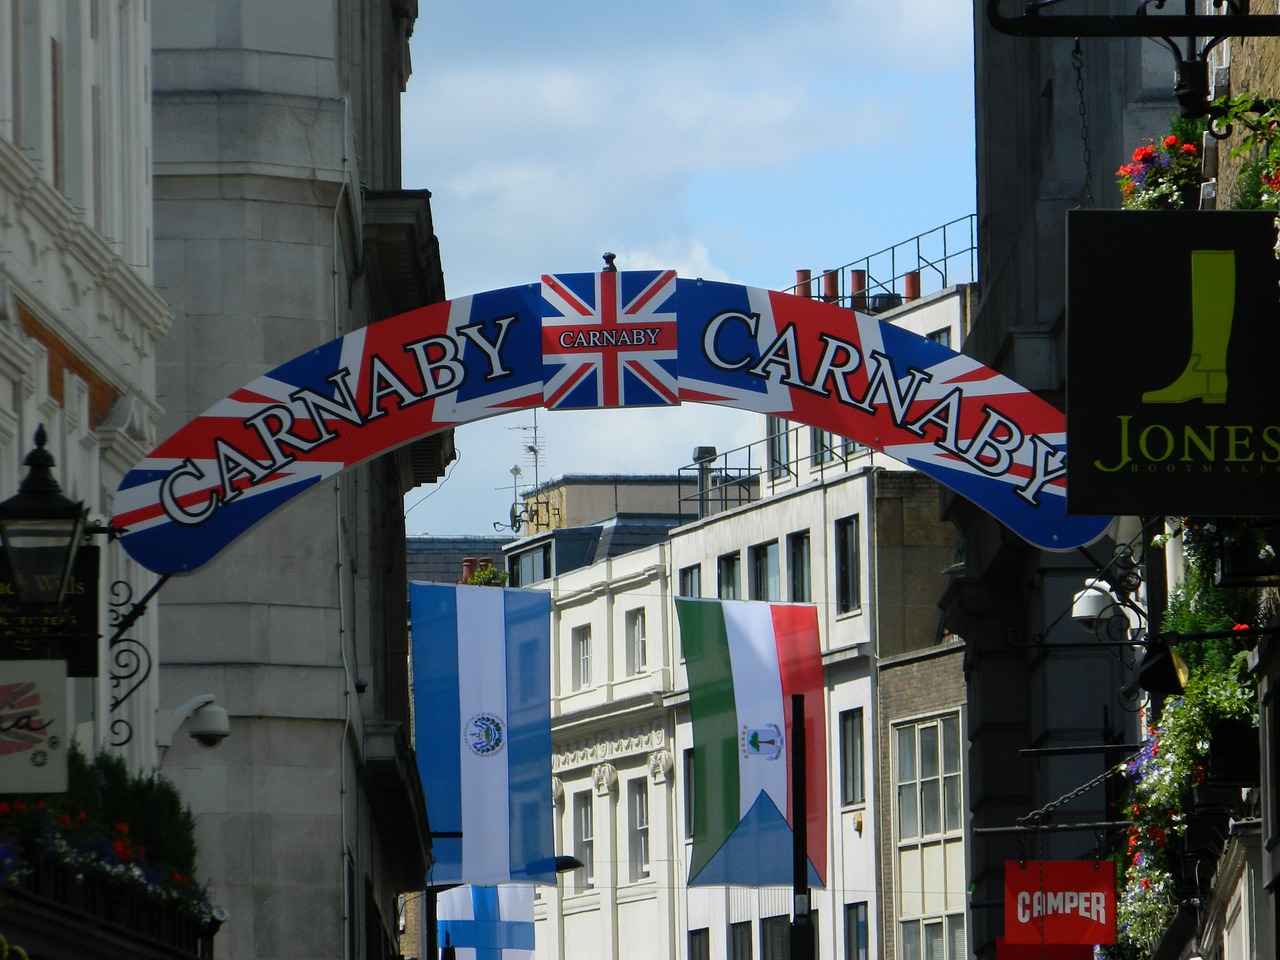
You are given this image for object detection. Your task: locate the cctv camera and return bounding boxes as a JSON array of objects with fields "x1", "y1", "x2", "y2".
[
  {"x1": 1071, "y1": 583, "x2": 1114, "y2": 632},
  {"x1": 188, "y1": 703, "x2": 230, "y2": 747}
]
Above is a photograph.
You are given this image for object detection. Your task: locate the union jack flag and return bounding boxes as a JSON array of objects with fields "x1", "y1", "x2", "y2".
[{"x1": 541, "y1": 270, "x2": 679, "y2": 409}]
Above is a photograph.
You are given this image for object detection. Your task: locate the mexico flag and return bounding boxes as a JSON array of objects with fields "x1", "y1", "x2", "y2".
[{"x1": 676, "y1": 598, "x2": 826, "y2": 887}]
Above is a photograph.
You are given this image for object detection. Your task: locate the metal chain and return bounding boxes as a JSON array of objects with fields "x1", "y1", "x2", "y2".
[
  {"x1": 1016, "y1": 753, "x2": 1137, "y2": 826},
  {"x1": 1072, "y1": 38, "x2": 1096, "y2": 208}
]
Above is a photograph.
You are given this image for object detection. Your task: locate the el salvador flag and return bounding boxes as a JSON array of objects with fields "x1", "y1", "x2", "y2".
[
  {"x1": 411, "y1": 583, "x2": 555, "y2": 884},
  {"x1": 437, "y1": 885, "x2": 535, "y2": 960}
]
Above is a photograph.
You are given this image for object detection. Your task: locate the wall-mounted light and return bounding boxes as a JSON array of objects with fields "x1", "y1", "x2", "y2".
[{"x1": 0, "y1": 426, "x2": 87, "y2": 606}]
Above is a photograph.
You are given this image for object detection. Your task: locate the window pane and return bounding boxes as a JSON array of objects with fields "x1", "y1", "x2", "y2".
[
  {"x1": 900, "y1": 920, "x2": 921, "y2": 960},
  {"x1": 845, "y1": 902, "x2": 869, "y2": 960},
  {"x1": 896, "y1": 727, "x2": 917, "y2": 782},
  {"x1": 921, "y1": 779, "x2": 942, "y2": 835},
  {"x1": 788, "y1": 531, "x2": 811, "y2": 602},
  {"x1": 898, "y1": 783, "x2": 919, "y2": 840},
  {"x1": 730, "y1": 921, "x2": 752, "y2": 960},
  {"x1": 836, "y1": 516, "x2": 861, "y2": 613},
  {"x1": 683, "y1": 748, "x2": 695, "y2": 839},
  {"x1": 946, "y1": 914, "x2": 965, "y2": 960},
  {"x1": 920, "y1": 725, "x2": 940, "y2": 779},
  {"x1": 679, "y1": 564, "x2": 702, "y2": 598},
  {"x1": 689, "y1": 929, "x2": 710, "y2": 960},
  {"x1": 840, "y1": 708, "x2": 865, "y2": 806},
  {"x1": 944, "y1": 774, "x2": 962, "y2": 832},
  {"x1": 924, "y1": 920, "x2": 944, "y2": 960},
  {"x1": 761, "y1": 916, "x2": 790, "y2": 960},
  {"x1": 718, "y1": 553, "x2": 740, "y2": 600},
  {"x1": 941, "y1": 715, "x2": 960, "y2": 774}
]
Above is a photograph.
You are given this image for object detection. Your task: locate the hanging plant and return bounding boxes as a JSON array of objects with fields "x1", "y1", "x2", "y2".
[
  {"x1": 1116, "y1": 117, "x2": 1207, "y2": 209},
  {"x1": 1114, "y1": 651, "x2": 1256, "y2": 952}
]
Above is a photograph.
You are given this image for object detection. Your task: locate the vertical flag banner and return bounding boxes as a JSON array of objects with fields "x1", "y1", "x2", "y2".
[
  {"x1": 437, "y1": 884, "x2": 535, "y2": 960},
  {"x1": 1004, "y1": 860, "x2": 1116, "y2": 945},
  {"x1": 676, "y1": 597, "x2": 826, "y2": 887},
  {"x1": 412, "y1": 583, "x2": 555, "y2": 884}
]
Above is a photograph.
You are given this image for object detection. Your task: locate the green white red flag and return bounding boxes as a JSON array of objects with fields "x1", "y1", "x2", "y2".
[{"x1": 676, "y1": 598, "x2": 826, "y2": 887}]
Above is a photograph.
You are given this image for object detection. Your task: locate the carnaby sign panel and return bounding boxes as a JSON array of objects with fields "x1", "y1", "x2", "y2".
[
  {"x1": 113, "y1": 273, "x2": 1111, "y2": 575},
  {"x1": 1067, "y1": 210, "x2": 1280, "y2": 515}
]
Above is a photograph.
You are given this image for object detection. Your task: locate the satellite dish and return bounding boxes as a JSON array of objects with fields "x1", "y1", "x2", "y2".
[{"x1": 509, "y1": 503, "x2": 523, "y2": 532}]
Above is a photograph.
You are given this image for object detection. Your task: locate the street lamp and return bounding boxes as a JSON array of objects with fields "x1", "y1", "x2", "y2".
[{"x1": 0, "y1": 426, "x2": 86, "y2": 606}]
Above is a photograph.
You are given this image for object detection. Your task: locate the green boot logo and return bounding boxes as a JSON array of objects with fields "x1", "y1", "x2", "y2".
[{"x1": 1142, "y1": 249, "x2": 1235, "y2": 404}]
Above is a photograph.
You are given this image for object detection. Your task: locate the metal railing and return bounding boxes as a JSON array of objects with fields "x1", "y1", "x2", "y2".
[
  {"x1": 676, "y1": 426, "x2": 873, "y2": 523},
  {"x1": 782, "y1": 214, "x2": 977, "y2": 313}
]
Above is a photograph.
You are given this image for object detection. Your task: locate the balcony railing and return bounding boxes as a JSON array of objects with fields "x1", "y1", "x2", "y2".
[
  {"x1": 2, "y1": 853, "x2": 217, "y2": 959},
  {"x1": 783, "y1": 215, "x2": 977, "y2": 313}
]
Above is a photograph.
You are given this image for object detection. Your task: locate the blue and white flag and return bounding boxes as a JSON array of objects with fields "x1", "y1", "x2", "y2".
[
  {"x1": 412, "y1": 583, "x2": 555, "y2": 884},
  {"x1": 437, "y1": 884, "x2": 535, "y2": 960}
]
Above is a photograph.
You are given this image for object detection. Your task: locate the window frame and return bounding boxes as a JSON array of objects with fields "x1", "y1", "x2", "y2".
[
  {"x1": 679, "y1": 563, "x2": 702, "y2": 598},
  {"x1": 717, "y1": 551, "x2": 741, "y2": 600},
  {"x1": 625, "y1": 606, "x2": 647, "y2": 675},
  {"x1": 840, "y1": 707, "x2": 866, "y2": 806},
  {"x1": 749, "y1": 539, "x2": 780, "y2": 601},
  {"x1": 571, "y1": 624, "x2": 592, "y2": 690},
  {"x1": 573, "y1": 790, "x2": 594, "y2": 892},
  {"x1": 835, "y1": 514, "x2": 862, "y2": 615},
  {"x1": 788, "y1": 529, "x2": 811, "y2": 602},
  {"x1": 628, "y1": 778, "x2": 651, "y2": 881}
]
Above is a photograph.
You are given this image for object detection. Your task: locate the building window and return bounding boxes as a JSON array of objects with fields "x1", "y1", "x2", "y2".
[
  {"x1": 510, "y1": 543, "x2": 551, "y2": 586},
  {"x1": 717, "y1": 552, "x2": 741, "y2": 600},
  {"x1": 835, "y1": 515, "x2": 861, "y2": 614},
  {"x1": 573, "y1": 791, "x2": 594, "y2": 892},
  {"x1": 689, "y1": 929, "x2": 710, "y2": 960},
  {"x1": 788, "y1": 530, "x2": 811, "y2": 602},
  {"x1": 625, "y1": 607, "x2": 647, "y2": 675},
  {"x1": 572, "y1": 624, "x2": 591, "y2": 690},
  {"x1": 766, "y1": 416, "x2": 790, "y2": 480},
  {"x1": 729, "y1": 921, "x2": 753, "y2": 960},
  {"x1": 761, "y1": 915, "x2": 791, "y2": 960},
  {"x1": 811, "y1": 427, "x2": 835, "y2": 465},
  {"x1": 679, "y1": 563, "x2": 702, "y2": 598},
  {"x1": 845, "y1": 902, "x2": 869, "y2": 960},
  {"x1": 749, "y1": 540, "x2": 780, "y2": 601},
  {"x1": 840, "y1": 708, "x2": 865, "y2": 806},
  {"x1": 927, "y1": 328, "x2": 951, "y2": 349},
  {"x1": 628, "y1": 778, "x2": 650, "y2": 881},
  {"x1": 895, "y1": 714, "x2": 965, "y2": 960},
  {"x1": 683, "y1": 748, "x2": 696, "y2": 839}
]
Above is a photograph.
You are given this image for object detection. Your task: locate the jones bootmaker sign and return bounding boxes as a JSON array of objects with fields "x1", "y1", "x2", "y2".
[
  {"x1": 1067, "y1": 210, "x2": 1280, "y2": 515},
  {"x1": 113, "y1": 272, "x2": 1111, "y2": 575}
]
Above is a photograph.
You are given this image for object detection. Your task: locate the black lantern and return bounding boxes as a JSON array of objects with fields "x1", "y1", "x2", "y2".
[
  {"x1": 1135, "y1": 637, "x2": 1191, "y2": 696},
  {"x1": 0, "y1": 426, "x2": 86, "y2": 605}
]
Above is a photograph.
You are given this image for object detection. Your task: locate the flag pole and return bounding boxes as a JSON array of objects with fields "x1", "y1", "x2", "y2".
[{"x1": 790, "y1": 693, "x2": 815, "y2": 960}]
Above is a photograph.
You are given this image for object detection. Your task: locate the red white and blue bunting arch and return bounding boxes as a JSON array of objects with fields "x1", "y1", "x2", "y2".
[{"x1": 112, "y1": 272, "x2": 1111, "y2": 574}]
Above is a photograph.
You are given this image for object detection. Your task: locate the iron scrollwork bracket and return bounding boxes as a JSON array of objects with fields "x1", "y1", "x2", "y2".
[{"x1": 105, "y1": 573, "x2": 170, "y2": 747}]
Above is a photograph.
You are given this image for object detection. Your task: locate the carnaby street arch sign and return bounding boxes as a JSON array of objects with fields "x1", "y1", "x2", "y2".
[{"x1": 112, "y1": 271, "x2": 1112, "y2": 575}]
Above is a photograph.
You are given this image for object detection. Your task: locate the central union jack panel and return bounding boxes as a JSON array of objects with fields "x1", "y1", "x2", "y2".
[{"x1": 541, "y1": 270, "x2": 678, "y2": 409}]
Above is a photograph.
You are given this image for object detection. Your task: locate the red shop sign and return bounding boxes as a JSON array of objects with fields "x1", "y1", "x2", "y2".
[
  {"x1": 996, "y1": 938, "x2": 1094, "y2": 959},
  {"x1": 1004, "y1": 860, "x2": 1116, "y2": 945}
]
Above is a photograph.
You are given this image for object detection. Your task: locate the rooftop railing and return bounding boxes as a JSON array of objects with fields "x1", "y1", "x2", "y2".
[{"x1": 783, "y1": 214, "x2": 977, "y2": 313}]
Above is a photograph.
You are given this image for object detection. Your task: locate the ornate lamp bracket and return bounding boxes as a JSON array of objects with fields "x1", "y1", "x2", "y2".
[{"x1": 988, "y1": 0, "x2": 1280, "y2": 121}]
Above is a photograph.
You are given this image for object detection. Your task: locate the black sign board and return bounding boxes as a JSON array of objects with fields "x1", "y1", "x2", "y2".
[
  {"x1": 0, "y1": 545, "x2": 100, "y2": 676},
  {"x1": 1067, "y1": 210, "x2": 1280, "y2": 516}
]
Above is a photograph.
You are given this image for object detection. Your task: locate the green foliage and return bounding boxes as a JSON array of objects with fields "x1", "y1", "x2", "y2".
[
  {"x1": 1160, "y1": 561, "x2": 1258, "y2": 673},
  {"x1": 67, "y1": 749, "x2": 198, "y2": 875},
  {"x1": 464, "y1": 564, "x2": 508, "y2": 587}
]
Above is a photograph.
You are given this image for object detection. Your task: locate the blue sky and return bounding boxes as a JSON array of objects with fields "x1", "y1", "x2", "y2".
[{"x1": 400, "y1": 0, "x2": 976, "y2": 536}]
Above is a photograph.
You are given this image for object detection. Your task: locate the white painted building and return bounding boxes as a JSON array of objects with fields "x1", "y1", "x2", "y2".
[
  {"x1": 510, "y1": 285, "x2": 972, "y2": 960},
  {"x1": 0, "y1": 0, "x2": 170, "y2": 771}
]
